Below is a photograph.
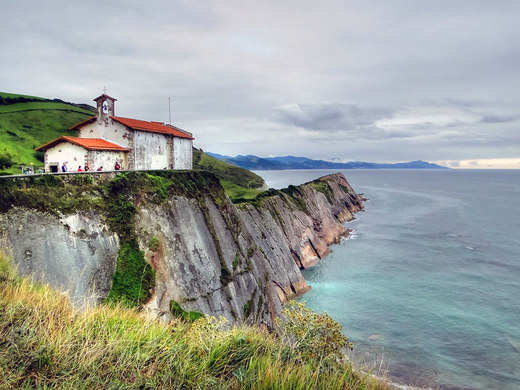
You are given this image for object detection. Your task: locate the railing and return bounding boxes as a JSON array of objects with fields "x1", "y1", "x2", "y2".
[
  {"x1": 0, "y1": 170, "x2": 129, "y2": 179},
  {"x1": 0, "y1": 169, "x2": 192, "y2": 180}
]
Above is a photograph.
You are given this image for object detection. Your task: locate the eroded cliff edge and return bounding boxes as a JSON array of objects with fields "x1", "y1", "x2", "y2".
[{"x1": 0, "y1": 171, "x2": 363, "y2": 326}]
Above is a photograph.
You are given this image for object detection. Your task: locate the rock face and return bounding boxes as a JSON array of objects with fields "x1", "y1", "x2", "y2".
[
  {"x1": 0, "y1": 209, "x2": 119, "y2": 306},
  {"x1": 236, "y1": 174, "x2": 363, "y2": 303},
  {"x1": 0, "y1": 171, "x2": 363, "y2": 326}
]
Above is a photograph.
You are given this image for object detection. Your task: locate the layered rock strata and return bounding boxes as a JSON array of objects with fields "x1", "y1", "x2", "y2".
[{"x1": 0, "y1": 171, "x2": 363, "y2": 325}]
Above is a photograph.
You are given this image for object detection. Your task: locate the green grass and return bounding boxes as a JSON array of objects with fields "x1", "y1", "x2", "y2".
[
  {"x1": 0, "y1": 91, "x2": 47, "y2": 100},
  {"x1": 0, "y1": 92, "x2": 95, "y2": 174},
  {"x1": 193, "y1": 148, "x2": 265, "y2": 200},
  {"x1": 170, "y1": 300, "x2": 204, "y2": 322},
  {"x1": 105, "y1": 240, "x2": 155, "y2": 307},
  {"x1": 0, "y1": 252, "x2": 391, "y2": 390},
  {"x1": 221, "y1": 179, "x2": 263, "y2": 202},
  {"x1": 0, "y1": 174, "x2": 103, "y2": 215},
  {"x1": 310, "y1": 180, "x2": 335, "y2": 204},
  {"x1": 0, "y1": 101, "x2": 94, "y2": 114}
]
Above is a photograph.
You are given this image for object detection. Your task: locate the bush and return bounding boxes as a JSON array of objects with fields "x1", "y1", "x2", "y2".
[
  {"x1": 148, "y1": 236, "x2": 160, "y2": 251},
  {"x1": 34, "y1": 150, "x2": 45, "y2": 163},
  {"x1": 276, "y1": 301, "x2": 352, "y2": 363},
  {"x1": 170, "y1": 300, "x2": 203, "y2": 322},
  {"x1": 0, "y1": 153, "x2": 14, "y2": 170},
  {"x1": 105, "y1": 240, "x2": 155, "y2": 307}
]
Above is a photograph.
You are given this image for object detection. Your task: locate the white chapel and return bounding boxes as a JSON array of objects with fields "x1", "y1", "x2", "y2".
[{"x1": 37, "y1": 94, "x2": 194, "y2": 172}]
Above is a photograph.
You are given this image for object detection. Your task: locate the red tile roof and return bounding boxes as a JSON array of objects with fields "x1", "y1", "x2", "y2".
[
  {"x1": 36, "y1": 136, "x2": 129, "y2": 152},
  {"x1": 111, "y1": 116, "x2": 194, "y2": 139}
]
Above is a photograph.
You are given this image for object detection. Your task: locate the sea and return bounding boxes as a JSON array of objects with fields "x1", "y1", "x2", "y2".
[{"x1": 255, "y1": 169, "x2": 520, "y2": 390}]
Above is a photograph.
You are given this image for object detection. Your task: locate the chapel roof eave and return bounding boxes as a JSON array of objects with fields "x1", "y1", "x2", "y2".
[
  {"x1": 69, "y1": 116, "x2": 97, "y2": 130},
  {"x1": 110, "y1": 116, "x2": 195, "y2": 140},
  {"x1": 93, "y1": 93, "x2": 118, "y2": 102},
  {"x1": 36, "y1": 136, "x2": 130, "y2": 152}
]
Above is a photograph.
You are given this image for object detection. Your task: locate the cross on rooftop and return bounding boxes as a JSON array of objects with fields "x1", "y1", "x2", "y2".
[{"x1": 102, "y1": 86, "x2": 108, "y2": 94}]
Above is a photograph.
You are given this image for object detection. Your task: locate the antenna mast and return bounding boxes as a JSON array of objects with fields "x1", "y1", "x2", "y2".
[{"x1": 168, "y1": 97, "x2": 172, "y2": 125}]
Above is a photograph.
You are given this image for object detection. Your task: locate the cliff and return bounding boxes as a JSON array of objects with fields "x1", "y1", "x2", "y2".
[{"x1": 0, "y1": 171, "x2": 363, "y2": 326}]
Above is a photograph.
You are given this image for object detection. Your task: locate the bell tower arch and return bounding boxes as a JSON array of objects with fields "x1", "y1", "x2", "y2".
[{"x1": 93, "y1": 92, "x2": 117, "y2": 127}]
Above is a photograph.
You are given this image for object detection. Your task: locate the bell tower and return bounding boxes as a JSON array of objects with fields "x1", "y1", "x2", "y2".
[{"x1": 93, "y1": 90, "x2": 117, "y2": 126}]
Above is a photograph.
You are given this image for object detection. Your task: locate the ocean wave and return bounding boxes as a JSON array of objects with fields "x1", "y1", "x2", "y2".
[
  {"x1": 372, "y1": 372, "x2": 438, "y2": 390},
  {"x1": 344, "y1": 229, "x2": 358, "y2": 240},
  {"x1": 482, "y1": 258, "x2": 520, "y2": 272},
  {"x1": 446, "y1": 233, "x2": 462, "y2": 238},
  {"x1": 383, "y1": 380, "x2": 436, "y2": 390},
  {"x1": 445, "y1": 232, "x2": 485, "y2": 253},
  {"x1": 346, "y1": 215, "x2": 359, "y2": 223}
]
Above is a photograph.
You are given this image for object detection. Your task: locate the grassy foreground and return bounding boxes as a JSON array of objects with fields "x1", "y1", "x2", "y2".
[{"x1": 0, "y1": 252, "x2": 389, "y2": 390}]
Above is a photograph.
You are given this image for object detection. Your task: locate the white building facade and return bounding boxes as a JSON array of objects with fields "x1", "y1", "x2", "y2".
[{"x1": 37, "y1": 94, "x2": 194, "y2": 172}]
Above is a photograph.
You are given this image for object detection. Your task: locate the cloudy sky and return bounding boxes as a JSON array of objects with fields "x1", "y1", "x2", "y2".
[{"x1": 2, "y1": 1, "x2": 519, "y2": 168}]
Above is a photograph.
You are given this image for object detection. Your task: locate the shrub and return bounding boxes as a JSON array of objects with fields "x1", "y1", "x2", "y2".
[
  {"x1": 276, "y1": 301, "x2": 352, "y2": 363},
  {"x1": 170, "y1": 300, "x2": 204, "y2": 322},
  {"x1": 148, "y1": 236, "x2": 160, "y2": 251},
  {"x1": 34, "y1": 150, "x2": 45, "y2": 163},
  {"x1": 105, "y1": 240, "x2": 155, "y2": 307},
  {"x1": 0, "y1": 153, "x2": 14, "y2": 170}
]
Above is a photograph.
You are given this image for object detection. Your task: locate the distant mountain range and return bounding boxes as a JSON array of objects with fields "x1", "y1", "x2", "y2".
[{"x1": 207, "y1": 153, "x2": 449, "y2": 170}]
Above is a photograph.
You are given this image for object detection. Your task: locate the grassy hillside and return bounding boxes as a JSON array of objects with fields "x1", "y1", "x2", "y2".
[
  {"x1": 0, "y1": 251, "x2": 389, "y2": 389},
  {"x1": 193, "y1": 148, "x2": 265, "y2": 201},
  {"x1": 0, "y1": 92, "x2": 95, "y2": 174}
]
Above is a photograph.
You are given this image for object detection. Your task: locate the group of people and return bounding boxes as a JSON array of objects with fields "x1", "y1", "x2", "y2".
[{"x1": 60, "y1": 161, "x2": 122, "y2": 172}]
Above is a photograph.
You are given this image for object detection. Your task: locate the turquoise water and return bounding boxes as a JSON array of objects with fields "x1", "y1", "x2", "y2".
[{"x1": 256, "y1": 170, "x2": 520, "y2": 390}]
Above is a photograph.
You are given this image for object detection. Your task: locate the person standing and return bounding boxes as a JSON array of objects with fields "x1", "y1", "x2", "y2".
[
  {"x1": 114, "y1": 161, "x2": 121, "y2": 170},
  {"x1": 61, "y1": 162, "x2": 68, "y2": 172}
]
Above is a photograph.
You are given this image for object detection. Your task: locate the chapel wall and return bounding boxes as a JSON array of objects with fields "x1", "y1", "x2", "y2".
[
  {"x1": 89, "y1": 150, "x2": 128, "y2": 171},
  {"x1": 133, "y1": 130, "x2": 169, "y2": 170},
  {"x1": 173, "y1": 138, "x2": 193, "y2": 169},
  {"x1": 45, "y1": 143, "x2": 87, "y2": 172},
  {"x1": 78, "y1": 121, "x2": 131, "y2": 148}
]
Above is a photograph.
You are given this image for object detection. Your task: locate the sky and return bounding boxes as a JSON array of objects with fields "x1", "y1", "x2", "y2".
[{"x1": 1, "y1": 1, "x2": 519, "y2": 168}]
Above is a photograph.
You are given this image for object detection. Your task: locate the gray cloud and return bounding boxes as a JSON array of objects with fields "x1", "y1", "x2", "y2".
[
  {"x1": 481, "y1": 115, "x2": 520, "y2": 124},
  {"x1": 1, "y1": 1, "x2": 520, "y2": 164},
  {"x1": 274, "y1": 102, "x2": 396, "y2": 132},
  {"x1": 416, "y1": 98, "x2": 503, "y2": 110},
  {"x1": 441, "y1": 98, "x2": 500, "y2": 109}
]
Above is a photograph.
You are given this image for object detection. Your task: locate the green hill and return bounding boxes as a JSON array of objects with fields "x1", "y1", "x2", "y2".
[
  {"x1": 193, "y1": 148, "x2": 265, "y2": 202},
  {"x1": 0, "y1": 92, "x2": 96, "y2": 174}
]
